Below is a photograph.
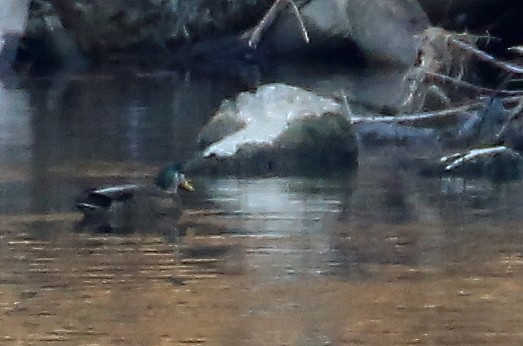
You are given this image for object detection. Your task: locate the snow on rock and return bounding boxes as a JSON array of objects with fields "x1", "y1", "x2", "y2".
[
  {"x1": 202, "y1": 83, "x2": 342, "y2": 158},
  {"x1": 189, "y1": 83, "x2": 358, "y2": 176}
]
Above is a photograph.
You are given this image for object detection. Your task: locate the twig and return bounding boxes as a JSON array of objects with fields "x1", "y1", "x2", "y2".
[
  {"x1": 287, "y1": 0, "x2": 310, "y2": 44},
  {"x1": 248, "y1": 0, "x2": 285, "y2": 48},
  {"x1": 482, "y1": 95, "x2": 523, "y2": 104},
  {"x1": 449, "y1": 38, "x2": 523, "y2": 74},
  {"x1": 424, "y1": 70, "x2": 523, "y2": 95},
  {"x1": 351, "y1": 102, "x2": 483, "y2": 126},
  {"x1": 508, "y1": 46, "x2": 523, "y2": 55},
  {"x1": 339, "y1": 90, "x2": 353, "y2": 121},
  {"x1": 248, "y1": 0, "x2": 309, "y2": 49}
]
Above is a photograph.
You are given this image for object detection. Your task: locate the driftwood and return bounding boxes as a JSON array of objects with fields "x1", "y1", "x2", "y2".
[
  {"x1": 349, "y1": 26, "x2": 523, "y2": 179},
  {"x1": 441, "y1": 146, "x2": 515, "y2": 171}
]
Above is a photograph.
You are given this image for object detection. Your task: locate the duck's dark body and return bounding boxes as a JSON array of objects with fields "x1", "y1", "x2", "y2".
[
  {"x1": 76, "y1": 165, "x2": 192, "y2": 233},
  {"x1": 77, "y1": 183, "x2": 184, "y2": 232}
]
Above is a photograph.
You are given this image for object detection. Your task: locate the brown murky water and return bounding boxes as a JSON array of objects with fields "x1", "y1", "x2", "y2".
[{"x1": 2, "y1": 69, "x2": 523, "y2": 345}]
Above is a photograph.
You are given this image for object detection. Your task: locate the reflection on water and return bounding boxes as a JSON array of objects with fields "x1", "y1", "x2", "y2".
[
  {"x1": 2, "y1": 71, "x2": 523, "y2": 344},
  {"x1": 203, "y1": 178, "x2": 349, "y2": 233}
]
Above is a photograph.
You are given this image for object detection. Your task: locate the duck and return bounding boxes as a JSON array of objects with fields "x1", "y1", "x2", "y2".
[{"x1": 76, "y1": 164, "x2": 194, "y2": 233}]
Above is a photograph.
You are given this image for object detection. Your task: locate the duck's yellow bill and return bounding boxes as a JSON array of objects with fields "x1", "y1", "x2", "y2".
[{"x1": 179, "y1": 181, "x2": 195, "y2": 192}]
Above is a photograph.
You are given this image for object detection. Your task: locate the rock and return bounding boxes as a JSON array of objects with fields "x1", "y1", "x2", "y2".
[
  {"x1": 0, "y1": 0, "x2": 31, "y2": 71},
  {"x1": 345, "y1": 0, "x2": 429, "y2": 66},
  {"x1": 186, "y1": 83, "x2": 358, "y2": 176},
  {"x1": 259, "y1": 0, "x2": 354, "y2": 56},
  {"x1": 21, "y1": 0, "x2": 85, "y2": 69},
  {"x1": 21, "y1": 0, "x2": 429, "y2": 68},
  {"x1": 354, "y1": 122, "x2": 439, "y2": 149},
  {"x1": 260, "y1": 0, "x2": 429, "y2": 66},
  {"x1": 38, "y1": 0, "x2": 272, "y2": 62},
  {"x1": 198, "y1": 99, "x2": 246, "y2": 150},
  {"x1": 19, "y1": 0, "x2": 430, "y2": 68},
  {"x1": 170, "y1": 35, "x2": 264, "y2": 85}
]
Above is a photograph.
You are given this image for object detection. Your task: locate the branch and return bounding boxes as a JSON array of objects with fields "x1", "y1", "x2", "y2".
[
  {"x1": 441, "y1": 146, "x2": 518, "y2": 171},
  {"x1": 287, "y1": 0, "x2": 310, "y2": 45},
  {"x1": 424, "y1": 70, "x2": 523, "y2": 96},
  {"x1": 248, "y1": 0, "x2": 309, "y2": 49},
  {"x1": 450, "y1": 38, "x2": 523, "y2": 74},
  {"x1": 351, "y1": 102, "x2": 483, "y2": 126}
]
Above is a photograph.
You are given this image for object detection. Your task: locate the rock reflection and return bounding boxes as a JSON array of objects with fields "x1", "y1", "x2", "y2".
[
  {"x1": 0, "y1": 80, "x2": 32, "y2": 214},
  {"x1": 197, "y1": 177, "x2": 360, "y2": 279},
  {"x1": 203, "y1": 178, "x2": 350, "y2": 234}
]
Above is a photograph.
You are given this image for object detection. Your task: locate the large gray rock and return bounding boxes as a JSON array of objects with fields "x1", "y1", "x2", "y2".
[
  {"x1": 187, "y1": 83, "x2": 358, "y2": 176},
  {"x1": 345, "y1": 0, "x2": 429, "y2": 66},
  {"x1": 261, "y1": 0, "x2": 430, "y2": 66}
]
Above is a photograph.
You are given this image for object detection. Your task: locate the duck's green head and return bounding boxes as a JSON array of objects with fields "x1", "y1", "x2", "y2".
[{"x1": 155, "y1": 164, "x2": 194, "y2": 192}]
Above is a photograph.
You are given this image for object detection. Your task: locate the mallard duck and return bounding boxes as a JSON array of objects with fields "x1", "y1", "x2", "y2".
[{"x1": 76, "y1": 164, "x2": 194, "y2": 233}]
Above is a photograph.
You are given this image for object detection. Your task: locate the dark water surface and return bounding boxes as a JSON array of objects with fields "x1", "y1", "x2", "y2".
[{"x1": 2, "y1": 69, "x2": 523, "y2": 345}]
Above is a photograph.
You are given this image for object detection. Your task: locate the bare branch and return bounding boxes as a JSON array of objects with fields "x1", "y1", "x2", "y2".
[
  {"x1": 508, "y1": 45, "x2": 523, "y2": 55},
  {"x1": 450, "y1": 38, "x2": 523, "y2": 74},
  {"x1": 424, "y1": 70, "x2": 523, "y2": 96},
  {"x1": 442, "y1": 146, "x2": 519, "y2": 171},
  {"x1": 287, "y1": 0, "x2": 310, "y2": 45},
  {"x1": 248, "y1": 0, "x2": 286, "y2": 48},
  {"x1": 351, "y1": 102, "x2": 484, "y2": 126},
  {"x1": 248, "y1": 0, "x2": 309, "y2": 49}
]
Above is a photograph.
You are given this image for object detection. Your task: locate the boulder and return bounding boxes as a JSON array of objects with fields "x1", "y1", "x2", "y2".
[
  {"x1": 260, "y1": 0, "x2": 430, "y2": 66},
  {"x1": 186, "y1": 83, "x2": 358, "y2": 176},
  {"x1": 345, "y1": 0, "x2": 429, "y2": 66}
]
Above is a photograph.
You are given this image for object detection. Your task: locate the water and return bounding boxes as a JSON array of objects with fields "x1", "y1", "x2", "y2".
[{"x1": 1, "y1": 68, "x2": 523, "y2": 345}]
